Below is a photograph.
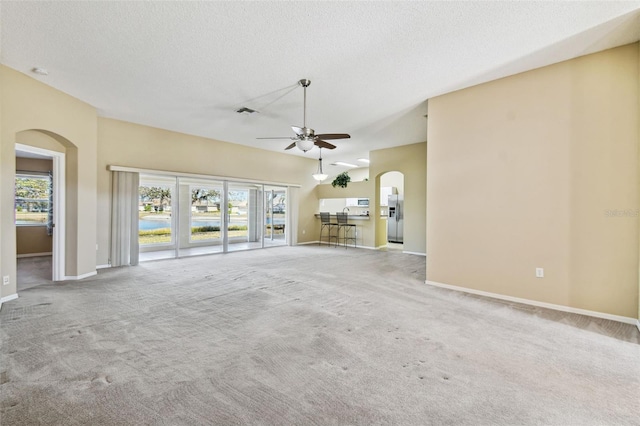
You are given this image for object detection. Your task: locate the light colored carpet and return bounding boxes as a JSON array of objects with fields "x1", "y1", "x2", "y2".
[
  {"x1": 16, "y1": 255, "x2": 52, "y2": 291},
  {"x1": 1, "y1": 246, "x2": 639, "y2": 425}
]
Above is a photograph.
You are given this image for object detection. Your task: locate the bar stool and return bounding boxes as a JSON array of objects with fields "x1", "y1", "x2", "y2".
[
  {"x1": 335, "y1": 212, "x2": 356, "y2": 248},
  {"x1": 319, "y1": 212, "x2": 338, "y2": 246}
]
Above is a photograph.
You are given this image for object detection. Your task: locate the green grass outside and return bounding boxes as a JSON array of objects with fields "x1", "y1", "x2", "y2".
[
  {"x1": 139, "y1": 225, "x2": 250, "y2": 245},
  {"x1": 15, "y1": 212, "x2": 47, "y2": 223}
]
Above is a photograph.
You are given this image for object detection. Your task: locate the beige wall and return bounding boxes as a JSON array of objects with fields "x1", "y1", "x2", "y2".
[
  {"x1": 16, "y1": 157, "x2": 52, "y2": 173},
  {"x1": 1, "y1": 65, "x2": 98, "y2": 299},
  {"x1": 346, "y1": 167, "x2": 369, "y2": 182},
  {"x1": 17, "y1": 227, "x2": 52, "y2": 256},
  {"x1": 96, "y1": 118, "x2": 320, "y2": 265},
  {"x1": 0, "y1": 68, "x2": 3, "y2": 300},
  {"x1": 427, "y1": 43, "x2": 639, "y2": 318},
  {"x1": 16, "y1": 157, "x2": 53, "y2": 256},
  {"x1": 370, "y1": 142, "x2": 427, "y2": 254},
  {"x1": 381, "y1": 171, "x2": 404, "y2": 195}
]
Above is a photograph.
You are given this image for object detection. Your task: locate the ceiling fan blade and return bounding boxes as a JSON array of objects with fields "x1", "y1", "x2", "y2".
[
  {"x1": 292, "y1": 126, "x2": 304, "y2": 135},
  {"x1": 315, "y1": 133, "x2": 350, "y2": 140},
  {"x1": 257, "y1": 137, "x2": 294, "y2": 140},
  {"x1": 284, "y1": 142, "x2": 297, "y2": 150},
  {"x1": 315, "y1": 140, "x2": 336, "y2": 149}
]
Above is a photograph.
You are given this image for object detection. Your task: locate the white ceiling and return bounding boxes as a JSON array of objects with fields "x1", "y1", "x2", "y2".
[{"x1": 3, "y1": 1, "x2": 640, "y2": 167}]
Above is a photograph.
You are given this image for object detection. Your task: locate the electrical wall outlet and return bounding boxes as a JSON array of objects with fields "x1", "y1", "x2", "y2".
[
  {"x1": 302, "y1": 230, "x2": 306, "y2": 235},
  {"x1": 535, "y1": 268, "x2": 544, "y2": 278},
  {"x1": 2, "y1": 276, "x2": 9, "y2": 286}
]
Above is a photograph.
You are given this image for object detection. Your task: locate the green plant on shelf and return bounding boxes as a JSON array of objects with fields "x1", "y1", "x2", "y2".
[{"x1": 331, "y1": 172, "x2": 351, "y2": 188}]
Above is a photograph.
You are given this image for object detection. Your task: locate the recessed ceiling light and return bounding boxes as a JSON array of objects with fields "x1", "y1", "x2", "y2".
[
  {"x1": 31, "y1": 67, "x2": 48, "y2": 76},
  {"x1": 357, "y1": 158, "x2": 370, "y2": 164},
  {"x1": 333, "y1": 161, "x2": 358, "y2": 168}
]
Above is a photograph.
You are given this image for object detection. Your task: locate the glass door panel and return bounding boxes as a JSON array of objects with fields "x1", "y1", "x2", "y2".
[
  {"x1": 227, "y1": 183, "x2": 263, "y2": 252},
  {"x1": 264, "y1": 186, "x2": 287, "y2": 247},
  {"x1": 138, "y1": 174, "x2": 177, "y2": 261},
  {"x1": 180, "y1": 178, "x2": 224, "y2": 257}
]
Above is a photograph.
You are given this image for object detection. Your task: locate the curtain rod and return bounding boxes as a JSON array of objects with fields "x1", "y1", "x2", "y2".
[{"x1": 107, "y1": 165, "x2": 301, "y2": 188}]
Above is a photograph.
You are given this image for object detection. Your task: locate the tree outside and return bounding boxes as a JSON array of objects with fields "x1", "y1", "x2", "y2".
[{"x1": 15, "y1": 176, "x2": 50, "y2": 224}]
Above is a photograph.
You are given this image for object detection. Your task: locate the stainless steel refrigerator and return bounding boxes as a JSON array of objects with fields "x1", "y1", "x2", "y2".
[{"x1": 387, "y1": 195, "x2": 404, "y2": 243}]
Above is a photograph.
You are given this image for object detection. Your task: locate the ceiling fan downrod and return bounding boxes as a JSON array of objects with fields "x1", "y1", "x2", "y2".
[{"x1": 299, "y1": 79, "x2": 310, "y2": 129}]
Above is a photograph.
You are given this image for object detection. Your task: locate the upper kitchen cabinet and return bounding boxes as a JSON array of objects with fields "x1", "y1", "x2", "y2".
[{"x1": 380, "y1": 187, "x2": 397, "y2": 206}]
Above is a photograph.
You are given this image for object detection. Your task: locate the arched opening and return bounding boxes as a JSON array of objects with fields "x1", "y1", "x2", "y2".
[
  {"x1": 15, "y1": 130, "x2": 78, "y2": 287},
  {"x1": 375, "y1": 171, "x2": 405, "y2": 251}
]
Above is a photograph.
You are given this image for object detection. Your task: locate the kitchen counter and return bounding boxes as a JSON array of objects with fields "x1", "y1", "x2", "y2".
[{"x1": 314, "y1": 214, "x2": 370, "y2": 221}]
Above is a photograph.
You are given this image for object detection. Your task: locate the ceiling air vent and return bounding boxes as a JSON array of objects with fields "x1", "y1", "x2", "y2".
[{"x1": 236, "y1": 107, "x2": 258, "y2": 114}]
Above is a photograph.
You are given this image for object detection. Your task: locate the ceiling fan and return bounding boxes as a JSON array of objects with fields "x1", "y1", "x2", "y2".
[{"x1": 257, "y1": 79, "x2": 350, "y2": 152}]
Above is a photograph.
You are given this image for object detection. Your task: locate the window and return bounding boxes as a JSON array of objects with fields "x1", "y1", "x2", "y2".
[
  {"x1": 15, "y1": 173, "x2": 52, "y2": 229},
  {"x1": 190, "y1": 185, "x2": 222, "y2": 242},
  {"x1": 138, "y1": 181, "x2": 174, "y2": 245}
]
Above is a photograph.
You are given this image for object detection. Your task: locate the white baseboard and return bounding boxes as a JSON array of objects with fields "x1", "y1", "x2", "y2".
[
  {"x1": 17, "y1": 252, "x2": 52, "y2": 258},
  {"x1": 299, "y1": 240, "x2": 340, "y2": 246},
  {"x1": 298, "y1": 240, "x2": 378, "y2": 250},
  {"x1": 64, "y1": 270, "x2": 97, "y2": 281},
  {"x1": 96, "y1": 264, "x2": 111, "y2": 270},
  {"x1": 298, "y1": 242, "x2": 423, "y2": 254},
  {"x1": 0, "y1": 293, "x2": 19, "y2": 304},
  {"x1": 425, "y1": 280, "x2": 638, "y2": 326}
]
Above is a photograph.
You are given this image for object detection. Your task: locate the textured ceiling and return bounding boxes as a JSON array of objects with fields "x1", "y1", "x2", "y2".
[{"x1": 3, "y1": 1, "x2": 640, "y2": 167}]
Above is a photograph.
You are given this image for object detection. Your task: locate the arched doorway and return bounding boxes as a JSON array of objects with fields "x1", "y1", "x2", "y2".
[{"x1": 15, "y1": 129, "x2": 77, "y2": 286}]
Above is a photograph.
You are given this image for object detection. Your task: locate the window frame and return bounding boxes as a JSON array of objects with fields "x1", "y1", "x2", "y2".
[
  {"x1": 15, "y1": 172, "x2": 52, "y2": 227},
  {"x1": 138, "y1": 178, "x2": 176, "y2": 247}
]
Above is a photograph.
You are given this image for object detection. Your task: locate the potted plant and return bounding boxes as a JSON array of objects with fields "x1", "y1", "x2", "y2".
[{"x1": 331, "y1": 172, "x2": 351, "y2": 188}]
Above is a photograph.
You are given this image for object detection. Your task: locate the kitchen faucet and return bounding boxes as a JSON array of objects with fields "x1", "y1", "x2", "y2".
[{"x1": 343, "y1": 207, "x2": 350, "y2": 213}]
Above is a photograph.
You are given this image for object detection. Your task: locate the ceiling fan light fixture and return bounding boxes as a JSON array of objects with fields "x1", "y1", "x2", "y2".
[{"x1": 297, "y1": 139, "x2": 314, "y2": 152}]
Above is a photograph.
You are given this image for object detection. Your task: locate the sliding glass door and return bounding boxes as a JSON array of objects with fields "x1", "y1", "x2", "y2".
[{"x1": 137, "y1": 174, "x2": 289, "y2": 261}]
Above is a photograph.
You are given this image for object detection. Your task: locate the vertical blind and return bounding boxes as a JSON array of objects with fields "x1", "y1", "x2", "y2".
[
  {"x1": 110, "y1": 171, "x2": 140, "y2": 266},
  {"x1": 47, "y1": 171, "x2": 53, "y2": 236},
  {"x1": 287, "y1": 186, "x2": 299, "y2": 246}
]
